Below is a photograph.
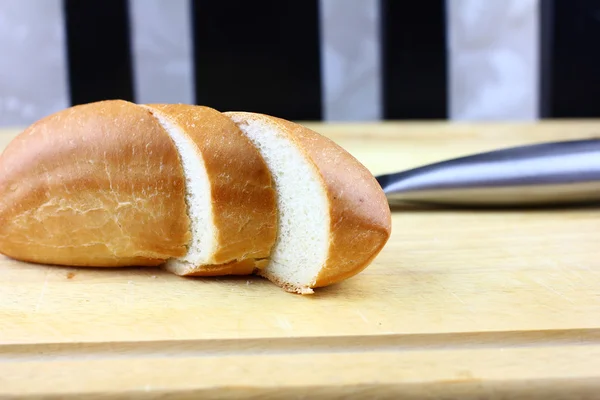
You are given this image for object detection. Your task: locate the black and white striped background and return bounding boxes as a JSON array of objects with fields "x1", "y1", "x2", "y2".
[{"x1": 0, "y1": 0, "x2": 598, "y2": 127}]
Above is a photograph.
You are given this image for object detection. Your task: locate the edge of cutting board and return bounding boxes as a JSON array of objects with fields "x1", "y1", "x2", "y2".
[{"x1": 2, "y1": 328, "x2": 600, "y2": 399}]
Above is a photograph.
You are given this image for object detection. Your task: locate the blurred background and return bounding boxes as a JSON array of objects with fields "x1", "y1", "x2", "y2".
[{"x1": 0, "y1": 0, "x2": 596, "y2": 127}]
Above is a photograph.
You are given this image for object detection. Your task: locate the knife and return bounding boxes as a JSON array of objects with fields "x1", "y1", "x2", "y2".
[{"x1": 375, "y1": 138, "x2": 600, "y2": 207}]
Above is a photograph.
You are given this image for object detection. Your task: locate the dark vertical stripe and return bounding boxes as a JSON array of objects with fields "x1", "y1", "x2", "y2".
[
  {"x1": 191, "y1": 0, "x2": 322, "y2": 120},
  {"x1": 542, "y1": 0, "x2": 600, "y2": 118},
  {"x1": 380, "y1": 0, "x2": 448, "y2": 120},
  {"x1": 63, "y1": 0, "x2": 134, "y2": 105},
  {"x1": 539, "y1": 0, "x2": 554, "y2": 118}
]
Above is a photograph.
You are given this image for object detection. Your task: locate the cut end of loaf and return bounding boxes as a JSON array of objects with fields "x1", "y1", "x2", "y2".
[
  {"x1": 141, "y1": 104, "x2": 278, "y2": 278},
  {"x1": 226, "y1": 111, "x2": 392, "y2": 293},
  {"x1": 141, "y1": 105, "x2": 216, "y2": 273},
  {"x1": 224, "y1": 111, "x2": 330, "y2": 292}
]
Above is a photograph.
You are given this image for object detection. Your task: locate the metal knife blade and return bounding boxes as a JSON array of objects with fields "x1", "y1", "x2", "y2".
[{"x1": 375, "y1": 138, "x2": 600, "y2": 207}]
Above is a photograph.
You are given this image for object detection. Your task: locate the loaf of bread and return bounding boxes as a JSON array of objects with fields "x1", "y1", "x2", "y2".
[{"x1": 0, "y1": 100, "x2": 391, "y2": 293}]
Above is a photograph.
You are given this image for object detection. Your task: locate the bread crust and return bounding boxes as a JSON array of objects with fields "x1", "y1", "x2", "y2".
[
  {"x1": 276, "y1": 118, "x2": 392, "y2": 289},
  {"x1": 0, "y1": 100, "x2": 191, "y2": 267},
  {"x1": 182, "y1": 258, "x2": 268, "y2": 277},
  {"x1": 224, "y1": 112, "x2": 391, "y2": 292},
  {"x1": 145, "y1": 104, "x2": 277, "y2": 275}
]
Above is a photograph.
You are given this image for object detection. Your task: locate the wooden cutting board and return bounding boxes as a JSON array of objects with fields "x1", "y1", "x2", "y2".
[{"x1": 1, "y1": 120, "x2": 600, "y2": 399}]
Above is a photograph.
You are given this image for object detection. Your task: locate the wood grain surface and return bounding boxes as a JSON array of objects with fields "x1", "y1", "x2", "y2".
[{"x1": 1, "y1": 120, "x2": 600, "y2": 399}]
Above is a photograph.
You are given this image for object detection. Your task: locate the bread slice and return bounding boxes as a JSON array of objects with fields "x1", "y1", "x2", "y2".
[
  {"x1": 0, "y1": 100, "x2": 191, "y2": 267},
  {"x1": 142, "y1": 104, "x2": 277, "y2": 276},
  {"x1": 224, "y1": 112, "x2": 392, "y2": 294}
]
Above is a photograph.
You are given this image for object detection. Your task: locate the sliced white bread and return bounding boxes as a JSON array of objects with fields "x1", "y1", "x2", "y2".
[
  {"x1": 143, "y1": 104, "x2": 277, "y2": 276},
  {"x1": 224, "y1": 112, "x2": 392, "y2": 294}
]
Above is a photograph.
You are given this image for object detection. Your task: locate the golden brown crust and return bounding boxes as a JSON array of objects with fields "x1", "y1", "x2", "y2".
[
  {"x1": 274, "y1": 118, "x2": 391, "y2": 288},
  {"x1": 181, "y1": 258, "x2": 266, "y2": 277},
  {"x1": 145, "y1": 104, "x2": 277, "y2": 275},
  {"x1": 0, "y1": 100, "x2": 191, "y2": 267},
  {"x1": 224, "y1": 112, "x2": 391, "y2": 291}
]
